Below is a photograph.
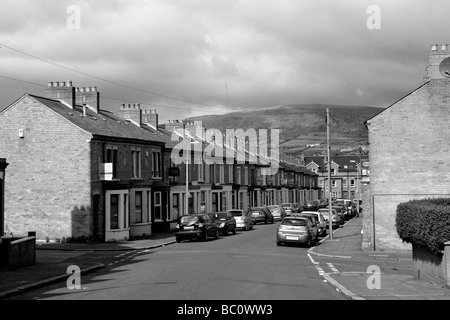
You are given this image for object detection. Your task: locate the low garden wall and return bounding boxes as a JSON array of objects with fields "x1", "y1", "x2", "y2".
[
  {"x1": 0, "y1": 232, "x2": 36, "y2": 269},
  {"x1": 396, "y1": 198, "x2": 450, "y2": 286}
]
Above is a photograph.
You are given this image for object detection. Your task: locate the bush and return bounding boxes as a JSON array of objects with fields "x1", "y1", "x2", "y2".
[{"x1": 396, "y1": 198, "x2": 450, "y2": 254}]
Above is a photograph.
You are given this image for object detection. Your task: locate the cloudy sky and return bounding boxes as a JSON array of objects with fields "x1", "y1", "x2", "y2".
[{"x1": 0, "y1": 0, "x2": 449, "y2": 122}]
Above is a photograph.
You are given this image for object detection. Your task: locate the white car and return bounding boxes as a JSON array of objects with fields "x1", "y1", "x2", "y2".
[
  {"x1": 227, "y1": 209, "x2": 254, "y2": 231},
  {"x1": 267, "y1": 205, "x2": 286, "y2": 221}
]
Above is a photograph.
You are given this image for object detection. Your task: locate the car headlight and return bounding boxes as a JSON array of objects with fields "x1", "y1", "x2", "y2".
[{"x1": 220, "y1": 223, "x2": 225, "y2": 228}]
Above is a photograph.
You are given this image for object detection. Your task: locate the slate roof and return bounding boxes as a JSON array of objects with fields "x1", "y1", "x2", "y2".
[
  {"x1": 30, "y1": 95, "x2": 166, "y2": 144},
  {"x1": 305, "y1": 156, "x2": 367, "y2": 171}
]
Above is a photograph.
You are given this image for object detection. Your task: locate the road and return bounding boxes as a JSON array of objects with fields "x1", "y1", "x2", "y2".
[{"x1": 11, "y1": 221, "x2": 345, "y2": 300}]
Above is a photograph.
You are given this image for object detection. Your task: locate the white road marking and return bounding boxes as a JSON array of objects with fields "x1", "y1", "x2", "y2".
[{"x1": 327, "y1": 263, "x2": 340, "y2": 274}]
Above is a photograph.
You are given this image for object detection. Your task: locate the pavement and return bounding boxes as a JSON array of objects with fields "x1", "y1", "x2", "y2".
[
  {"x1": 0, "y1": 233, "x2": 176, "y2": 300},
  {"x1": 308, "y1": 216, "x2": 450, "y2": 300},
  {"x1": 1, "y1": 216, "x2": 449, "y2": 300}
]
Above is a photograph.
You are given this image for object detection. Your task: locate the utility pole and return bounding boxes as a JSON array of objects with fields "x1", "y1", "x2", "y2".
[{"x1": 327, "y1": 108, "x2": 333, "y2": 239}]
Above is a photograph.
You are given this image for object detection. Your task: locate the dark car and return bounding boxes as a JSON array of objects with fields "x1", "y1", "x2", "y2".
[
  {"x1": 208, "y1": 211, "x2": 237, "y2": 236},
  {"x1": 248, "y1": 206, "x2": 274, "y2": 224},
  {"x1": 175, "y1": 214, "x2": 219, "y2": 242}
]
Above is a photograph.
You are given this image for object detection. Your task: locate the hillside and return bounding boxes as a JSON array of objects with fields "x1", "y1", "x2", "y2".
[{"x1": 186, "y1": 104, "x2": 383, "y2": 156}]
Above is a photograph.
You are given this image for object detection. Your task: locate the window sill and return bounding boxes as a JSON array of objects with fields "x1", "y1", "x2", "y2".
[{"x1": 131, "y1": 222, "x2": 152, "y2": 226}]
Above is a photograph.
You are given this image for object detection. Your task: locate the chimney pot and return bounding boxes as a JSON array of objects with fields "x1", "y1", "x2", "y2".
[
  {"x1": 431, "y1": 44, "x2": 438, "y2": 51},
  {"x1": 48, "y1": 82, "x2": 53, "y2": 87},
  {"x1": 66, "y1": 81, "x2": 72, "y2": 87},
  {"x1": 442, "y1": 44, "x2": 448, "y2": 51},
  {"x1": 86, "y1": 87, "x2": 91, "y2": 92}
]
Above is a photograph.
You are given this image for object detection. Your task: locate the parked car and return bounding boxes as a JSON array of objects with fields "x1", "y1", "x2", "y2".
[
  {"x1": 304, "y1": 211, "x2": 327, "y2": 237},
  {"x1": 334, "y1": 203, "x2": 351, "y2": 221},
  {"x1": 228, "y1": 209, "x2": 254, "y2": 231},
  {"x1": 276, "y1": 216, "x2": 316, "y2": 247},
  {"x1": 208, "y1": 211, "x2": 237, "y2": 236},
  {"x1": 318, "y1": 208, "x2": 341, "y2": 229},
  {"x1": 291, "y1": 203, "x2": 301, "y2": 213},
  {"x1": 295, "y1": 213, "x2": 319, "y2": 243},
  {"x1": 248, "y1": 206, "x2": 274, "y2": 224},
  {"x1": 303, "y1": 201, "x2": 320, "y2": 212},
  {"x1": 175, "y1": 214, "x2": 219, "y2": 242},
  {"x1": 281, "y1": 203, "x2": 296, "y2": 215},
  {"x1": 267, "y1": 205, "x2": 287, "y2": 221},
  {"x1": 327, "y1": 206, "x2": 346, "y2": 224}
]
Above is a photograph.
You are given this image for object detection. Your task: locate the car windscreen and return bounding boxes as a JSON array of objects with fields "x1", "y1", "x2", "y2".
[
  {"x1": 282, "y1": 218, "x2": 306, "y2": 226},
  {"x1": 179, "y1": 216, "x2": 200, "y2": 225},
  {"x1": 215, "y1": 212, "x2": 227, "y2": 220},
  {"x1": 229, "y1": 211, "x2": 243, "y2": 217}
]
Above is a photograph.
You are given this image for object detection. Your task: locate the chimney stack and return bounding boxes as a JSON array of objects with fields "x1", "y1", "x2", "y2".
[
  {"x1": 45, "y1": 81, "x2": 76, "y2": 109},
  {"x1": 75, "y1": 86, "x2": 100, "y2": 113},
  {"x1": 424, "y1": 43, "x2": 450, "y2": 81},
  {"x1": 142, "y1": 109, "x2": 159, "y2": 129},
  {"x1": 118, "y1": 103, "x2": 142, "y2": 127},
  {"x1": 165, "y1": 119, "x2": 185, "y2": 133}
]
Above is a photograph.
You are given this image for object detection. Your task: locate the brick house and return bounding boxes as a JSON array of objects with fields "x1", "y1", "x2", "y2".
[
  {"x1": 362, "y1": 44, "x2": 450, "y2": 251},
  {"x1": 305, "y1": 155, "x2": 366, "y2": 201},
  {"x1": 0, "y1": 81, "x2": 167, "y2": 242}
]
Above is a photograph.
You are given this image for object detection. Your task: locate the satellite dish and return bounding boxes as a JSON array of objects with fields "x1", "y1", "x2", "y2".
[{"x1": 439, "y1": 57, "x2": 450, "y2": 78}]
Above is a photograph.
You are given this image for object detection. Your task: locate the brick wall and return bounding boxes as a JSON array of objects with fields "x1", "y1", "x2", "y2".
[
  {"x1": 367, "y1": 79, "x2": 450, "y2": 251},
  {"x1": 0, "y1": 95, "x2": 92, "y2": 240},
  {"x1": 412, "y1": 244, "x2": 450, "y2": 287}
]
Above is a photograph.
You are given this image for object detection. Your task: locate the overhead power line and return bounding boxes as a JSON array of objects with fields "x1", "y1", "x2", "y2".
[
  {"x1": 0, "y1": 43, "x2": 225, "y2": 111},
  {"x1": 0, "y1": 74, "x2": 225, "y2": 115}
]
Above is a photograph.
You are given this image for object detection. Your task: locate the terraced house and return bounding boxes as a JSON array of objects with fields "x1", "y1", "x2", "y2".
[
  {"x1": 0, "y1": 81, "x2": 321, "y2": 242},
  {"x1": 305, "y1": 155, "x2": 367, "y2": 201},
  {"x1": 0, "y1": 81, "x2": 168, "y2": 242}
]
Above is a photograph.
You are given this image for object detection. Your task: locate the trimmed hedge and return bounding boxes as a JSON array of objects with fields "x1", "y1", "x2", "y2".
[{"x1": 396, "y1": 198, "x2": 450, "y2": 254}]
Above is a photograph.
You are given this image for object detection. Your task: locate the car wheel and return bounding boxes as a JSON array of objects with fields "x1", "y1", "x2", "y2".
[
  {"x1": 203, "y1": 230, "x2": 209, "y2": 242},
  {"x1": 214, "y1": 229, "x2": 219, "y2": 239},
  {"x1": 250, "y1": 222, "x2": 254, "y2": 230},
  {"x1": 265, "y1": 218, "x2": 268, "y2": 224},
  {"x1": 277, "y1": 241, "x2": 282, "y2": 246},
  {"x1": 271, "y1": 218, "x2": 274, "y2": 224},
  {"x1": 307, "y1": 237, "x2": 313, "y2": 248},
  {"x1": 176, "y1": 236, "x2": 181, "y2": 243},
  {"x1": 222, "y1": 227, "x2": 228, "y2": 236},
  {"x1": 232, "y1": 226, "x2": 237, "y2": 235}
]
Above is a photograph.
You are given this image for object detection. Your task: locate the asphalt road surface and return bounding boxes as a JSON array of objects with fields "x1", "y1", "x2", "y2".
[{"x1": 11, "y1": 221, "x2": 345, "y2": 301}]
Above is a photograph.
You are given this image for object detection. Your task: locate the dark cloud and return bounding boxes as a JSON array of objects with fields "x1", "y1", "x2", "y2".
[{"x1": 1, "y1": 0, "x2": 450, "y2": 123}]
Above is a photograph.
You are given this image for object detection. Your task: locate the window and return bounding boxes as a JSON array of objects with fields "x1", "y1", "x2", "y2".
[
  {"x1": 106, "y1": 148, "x2": 119, "y2": 179},
  {"x1": 350, "y1": 179, "x2": 356, "y2": 187},
  {"x1": 154, "y1": 192, "x2": 162, "y2": 220},
  {"x1": 113, "y1": 149, "x2": 118, "y2": 178},
  {"x1": 236, "y1": 167, "x2": 241, "y2": 185},
  {"x1": 228, "y1": 165, "x2": 234, "y2": 184},
  {"x1": 332, "y1": 180, "x2": 337, "y2": 188},
  {"x1": 135, "y1": 191, "x2": 143, "y2": 223},
  {"x1": 123, "y1": 194, "x2": 128, "y2": 228},
  {"x1": 331, "y1": 168, "x2": 336, "y2": 176},
  {"x1": 221, "y1": 192, "x2": 227, "y2": 211},
  {"x1": 198, "y1": 162, "x2": 204, "y2": 181},
  {"x1": 152, "y1": 151, "x2": 161, "y2": 178},
  {"x1": 319, "y1": 179, "x2": 323, "y2": 187},
  {"x1": 219, "y1": 165, "x2": 225, "y2": 183},
  {"x1": 343, "y1": 179, "x2": 347, "y2": 187},
  {"x1": 110, "y1": 194, "x2": 119, "y2": 230},
  {"x1": 132, "y1": 150, "x2": 141, "y2": 178},
  {"x1": 200, "y1": 191, "x2": 206, "y2": 213},
  {"x1": 172, "y1": 193, "x2": 179, "y2": 219},
  {"x1": 244, "y1": 167, "x2": 249, "y2": 185}
]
